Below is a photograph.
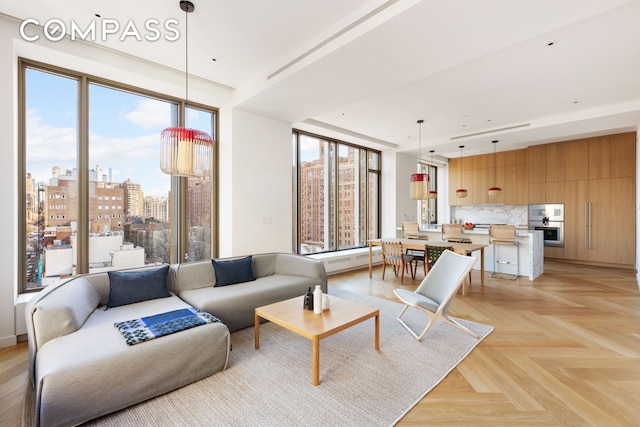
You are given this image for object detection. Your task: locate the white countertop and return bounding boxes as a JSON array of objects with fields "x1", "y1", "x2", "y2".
[{"x1": 412, "y1": 226, "x2": 535, "y2": 236}]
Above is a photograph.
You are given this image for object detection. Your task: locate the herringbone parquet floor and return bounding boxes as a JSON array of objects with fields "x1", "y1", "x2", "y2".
[{"x1": 1, "y1": 260, "x2": 639, "y2": 426}]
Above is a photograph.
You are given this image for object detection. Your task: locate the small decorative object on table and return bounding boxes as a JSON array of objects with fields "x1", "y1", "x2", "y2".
[
  {"x1": 322, "y1": 294, "x2": 330, "y2": 311},
  {"x1": 464, "y1": 222, "x2": 474, "y2": 230},
  {"x1": 303, "y1": 287, "x2": 314, "y2": 310},
  {"x1": 313, "y1": 285, "x2": 323, "y2": 314}
]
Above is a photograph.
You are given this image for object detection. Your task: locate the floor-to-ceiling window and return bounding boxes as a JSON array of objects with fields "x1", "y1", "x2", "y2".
[
  {"x1": 293, "y1": 130, "x2": 380, "y2": 254},
  {"x1": 19, "y1": 60, "x2": 217, "y2": 292},
  {"x1": 88, "y1": 83, "x2": 174, "y2": 268},
  {"x1": 23, "y1": 68, "x2": 79, "y2": 285},
  {"x1": 185, "y1": 106, "x2": 216, "y2": 262}
]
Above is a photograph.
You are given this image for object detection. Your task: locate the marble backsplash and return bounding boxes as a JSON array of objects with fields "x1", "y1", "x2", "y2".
[{"x1": 450, "y1": 205, "x2": 528, "y2": 228}]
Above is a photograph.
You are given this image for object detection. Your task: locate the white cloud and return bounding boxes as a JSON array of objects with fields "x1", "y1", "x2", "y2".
[
  {"x1": 26, "y1": 109, "x2": 77, "y2": 182},
  {"x1": 25, "y1": 108, "x2": 170, "y2": 197},
  {"x1": 121, "y1": 99, "x2": 172, "y2": 130}
]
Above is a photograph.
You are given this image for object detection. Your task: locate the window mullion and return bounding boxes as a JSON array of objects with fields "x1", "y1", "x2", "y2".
[{"x1": 77, "y1": 76, "x2": 89, "y2": 275}]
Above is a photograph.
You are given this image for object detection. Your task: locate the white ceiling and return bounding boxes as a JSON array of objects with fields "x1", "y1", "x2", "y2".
[{"x1": 5, "y1": 0, "x2": 640, "y2": 159}]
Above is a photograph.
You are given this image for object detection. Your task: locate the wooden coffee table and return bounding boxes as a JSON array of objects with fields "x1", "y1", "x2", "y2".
[{"x1": 254, "y1": 295, "x2": 380, "y2": 386}]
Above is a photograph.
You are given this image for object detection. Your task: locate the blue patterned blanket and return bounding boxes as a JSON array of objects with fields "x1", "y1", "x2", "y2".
[{"x1": 114, "y1": 307, "x2": 220, "y2": 346}]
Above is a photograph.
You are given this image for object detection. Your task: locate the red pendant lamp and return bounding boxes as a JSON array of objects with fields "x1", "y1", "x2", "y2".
[
  {"x1": 160, "y1": 1, "x2": 213, "y2": 177},
  {"x1": 410, "y1": 119, "x2": 428, "y2": 200},
  {"x1": 488, "y1": 140, "x2": 502, "y2": 197},
  {"x1": 456, "y1": 145, "x2": 468, "y2": 198}
]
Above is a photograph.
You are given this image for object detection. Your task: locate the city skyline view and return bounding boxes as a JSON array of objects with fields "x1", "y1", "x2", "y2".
[
  {"x1": 26, "y1": 68, "x2": 212, "y2": 198},
  {"x1": 23, "y1": 65, "x2": 215, "y2": 289}
]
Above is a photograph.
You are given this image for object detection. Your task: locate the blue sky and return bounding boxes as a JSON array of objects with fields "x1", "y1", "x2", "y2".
[{"x1": 26, "y1": 68, "x2": 213, "y2": 197}]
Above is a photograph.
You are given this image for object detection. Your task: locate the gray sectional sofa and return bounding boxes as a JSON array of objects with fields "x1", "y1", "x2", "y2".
[
  {"x1": 25, "y1": 252, "x2": 327, "y2": 427},
  {"x1": 172, "y1": 253, "x2": 328, "y2": 331}
]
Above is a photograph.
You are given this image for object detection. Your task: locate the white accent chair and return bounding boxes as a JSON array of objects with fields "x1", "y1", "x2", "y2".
[{"x1": 393, "y1": 250, "x2": 477, "y2": 341}]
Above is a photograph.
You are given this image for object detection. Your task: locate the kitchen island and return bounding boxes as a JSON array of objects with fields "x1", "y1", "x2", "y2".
[{"x1": 407, "y1": 226, "x2": 544, "y2": 281}]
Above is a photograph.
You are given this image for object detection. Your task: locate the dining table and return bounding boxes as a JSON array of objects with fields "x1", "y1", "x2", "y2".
[{"x1": 368, "y1": 238, "x2": 488, "y2": 295}]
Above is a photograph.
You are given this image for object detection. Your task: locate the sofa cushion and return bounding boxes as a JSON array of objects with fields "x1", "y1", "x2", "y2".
[
  {"x1": 107, "y1": 265, "x2": 171, "y2": 308},
  {"x1": 180, "y1": 273, "x2": 326, "y2": 332},
  {"x1": 212, "y1": 256, "x2": 256, "y2": 287}
]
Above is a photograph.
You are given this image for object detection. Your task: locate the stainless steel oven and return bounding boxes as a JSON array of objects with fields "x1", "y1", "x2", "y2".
[{"x1": 529, "y1": 203, "x2": 564, "y2": 248}]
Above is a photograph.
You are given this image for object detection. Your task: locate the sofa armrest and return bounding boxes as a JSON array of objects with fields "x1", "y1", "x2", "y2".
[
  {"x1": 26, "y1": 276, "x2": 100, "y2": 387},
  {"x1": 274, "y1": 253, "x2": 327, "y2": 288}
]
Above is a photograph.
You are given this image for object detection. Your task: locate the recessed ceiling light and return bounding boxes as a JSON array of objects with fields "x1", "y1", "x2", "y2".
[
  {"x1": 212, "y1": 58, "x2": 217, "y2": 62},
  {"x1": 547, "y1": 41, "x2": 555, "y2": 46},
  {"x1": 94, "y1": 13, "x2": 101, "y2": 18},
  {"x1": 573, "y1": 100, "x2": 580, "y2": 104}
]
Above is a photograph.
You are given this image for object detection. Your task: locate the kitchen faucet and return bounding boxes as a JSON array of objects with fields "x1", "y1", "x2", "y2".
[{"x1": 422, "y1": 208, "x2": 434, "y2": 229}]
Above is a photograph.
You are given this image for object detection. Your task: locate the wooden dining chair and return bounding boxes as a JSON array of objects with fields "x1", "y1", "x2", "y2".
[
  {"x1": 401, "y1": 222, "x2": 426, "y2": 261},
  {"x1": 381, "y1": 241, "x2": 416, "y2": 283},
  {"x1": 425, "y1": 245, "x2": 453, "y2": 273}
]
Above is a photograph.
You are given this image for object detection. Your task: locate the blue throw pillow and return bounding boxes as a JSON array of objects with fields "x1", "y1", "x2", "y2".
[
  {"x1": 107, "y1": 265, "x2": 171, "y2": 308},
  {"x1": 212, "y1": 256, "x2": 256, "y2": 287}
]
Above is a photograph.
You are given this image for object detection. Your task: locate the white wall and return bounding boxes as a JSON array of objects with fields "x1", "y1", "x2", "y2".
[
  {"x1": 394, "y1": 152, "x2": 417, "y2": 231},
  {"x1": 224, "y1": 109, "x2": 294, "y2": 256},
  {"x1": 0, "y1": 18, "x2": 18, "y2": 347}
]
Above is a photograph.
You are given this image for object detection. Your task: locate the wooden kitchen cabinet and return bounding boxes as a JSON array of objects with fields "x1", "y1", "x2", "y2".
[
  {"x1": 448, "y1": 157, "x2": 472, "y2": 206},
  {"x1": 516, "y1": 162, "x2": 528, "y2": 205},
  {"x1": 609, "y1": 133, "x2": 636, "y2": 178},
  {"x1": 528, "y1": 132, "x2": 635, "y2": 267},
  {"x1": 472, "y1": 167, "x2": 492, "y2": 204},
  {"x1": 528, "y1": 182, "x2": 545, "y2": 204},
  {"x1": 564, "y1": 177, "x2": 636, "y2": 267},
  {"x1": 564, "y1": 179, "x2": 589, "y2": 261},
  {"x1": 564, "y1": 139, "x2": 589, "y2": 181},
  {"x1": 527, "y1": 145, "x2": 546, "y2": 183},
  {"x1": 545, "y1": 143, "x2": 565, "y2": 182},
  {"x1": 590, "y1": 133, "x2": 635, "y2": 179},
  {"x1": 448, "y1": 148, "x2": 528, "y2": 204},
  {"x1": 503, "y1": 164, "x2": 518, "y2": 205},
  {"x1": 587, "y1": 177, "x2": 635, "y2": 266},
  {"x1": 545, "y1": 181, "x2": 565, "y2": 204}
]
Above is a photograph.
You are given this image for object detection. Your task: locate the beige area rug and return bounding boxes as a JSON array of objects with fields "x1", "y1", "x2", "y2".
[{"x1": 24, "y1": 289, "x2": 493, "y2": 427}]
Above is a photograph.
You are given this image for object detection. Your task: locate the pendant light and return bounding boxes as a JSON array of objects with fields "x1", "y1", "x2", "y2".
[
  {"x1": 160, "y1": 0, "x2": 213, "y2": 177},
  {"x1": 409, "y1": 119, "x2": 428, "y2": 200},
  {"x1": 427, "y1": 150, "x2": 437, "y2": 199},
  {"x1": 455, "y1": 145, "x2": 468, "y2": 198},
  {"x1": 488, "y1": 140, "x2": 502, "y2": 197}
]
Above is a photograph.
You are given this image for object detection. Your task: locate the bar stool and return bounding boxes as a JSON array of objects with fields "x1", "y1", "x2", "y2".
[
  {"x1": 401, "y1": 222, "x2": 420, "y2": 239},
  {"x1": 442, "y1": 224, "x2": 473, "y2": 285},
  {"x1": 442, "y1": 223, "x2": 472, "y2": 243},
  {"x1": 489, "y1": 225, "x2": 519, "y2": 280}
]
